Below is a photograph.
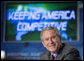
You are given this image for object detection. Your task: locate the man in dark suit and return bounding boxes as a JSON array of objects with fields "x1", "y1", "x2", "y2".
[{"x1": 40, "y1": 27, "x2": 81, "y2": 60}]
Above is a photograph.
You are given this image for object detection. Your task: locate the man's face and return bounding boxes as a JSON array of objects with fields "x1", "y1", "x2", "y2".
[{"x1": 42, "y1": 30, "x2": 61, "y2": 53}]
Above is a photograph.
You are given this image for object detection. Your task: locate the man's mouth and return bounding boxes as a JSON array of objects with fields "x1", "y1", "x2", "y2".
[{"x1": 49, "y1": 44, "x2": 55, "y2": 47}]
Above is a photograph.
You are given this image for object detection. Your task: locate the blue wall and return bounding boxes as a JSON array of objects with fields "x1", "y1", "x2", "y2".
[{"x1": 1, "y1": 1, "x2": 83, "y2": 60}]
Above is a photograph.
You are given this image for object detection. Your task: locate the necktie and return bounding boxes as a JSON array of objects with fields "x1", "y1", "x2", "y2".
[{"x1": 51, "y1": 55, "x2": 55, "y2": 60}]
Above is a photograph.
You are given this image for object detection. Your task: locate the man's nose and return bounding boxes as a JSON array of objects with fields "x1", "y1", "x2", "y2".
[{"x1": 49, "y1": 38, "x2": 53, "y2": 43}]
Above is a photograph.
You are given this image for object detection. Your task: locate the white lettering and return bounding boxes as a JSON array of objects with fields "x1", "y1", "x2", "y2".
[
  {"x1": 8, "y1": 10, "x2": 75, "y2": 20},
  {"x1": 17, "y1": 22, "x2": 68, "y2": 31}
]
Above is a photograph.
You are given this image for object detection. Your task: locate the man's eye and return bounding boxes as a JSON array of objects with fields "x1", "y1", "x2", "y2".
[
  {"x1": 46, "y1": 39, "x2": 48, "y2": 40},
  {"x1": 45, "y1": 39, "x2": 48, "y2": 41},
  {"x1": 52, "y1": 36, "x2": 56, "y2": 38}
]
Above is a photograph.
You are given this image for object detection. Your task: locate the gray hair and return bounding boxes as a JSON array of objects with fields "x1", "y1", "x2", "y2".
[{"x1": 40, "y1": 27, "x2": 61, "y2": 41}]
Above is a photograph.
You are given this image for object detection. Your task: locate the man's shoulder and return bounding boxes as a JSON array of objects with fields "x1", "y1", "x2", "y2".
[
  {"x1": 40, "y1": 51, "x2": 49, "y2": 57},
  {"x1": 61, "y1": 43, "x2": 79, "y2": 54},
  {"x1": 40, "y1": 51, "x2": 49, "y2": 60},
  {"x1": 59, "y1": 43, "x2": 81, "y2": 60},
  {"x1": 62, "y1": 43, "x2": 77, "y2": 50}
]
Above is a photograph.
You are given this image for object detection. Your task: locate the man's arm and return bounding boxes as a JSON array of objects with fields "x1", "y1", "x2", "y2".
[{"x1": 64, "y1": 48, "x2": 81, "y2": 60}]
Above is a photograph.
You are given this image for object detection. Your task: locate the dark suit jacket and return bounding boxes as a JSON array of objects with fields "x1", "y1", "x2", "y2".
[{"x1": 40, "y1": 43, "x2": 81, "y2": 60}]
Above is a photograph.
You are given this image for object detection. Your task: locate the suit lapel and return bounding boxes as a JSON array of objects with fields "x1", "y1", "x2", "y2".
[{"x1": 55, "y1": 43, "x2": 65, "y2": 60}]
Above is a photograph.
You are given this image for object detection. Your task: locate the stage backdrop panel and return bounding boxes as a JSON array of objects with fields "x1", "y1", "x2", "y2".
[{"x1": 4, "y1": 1, "x2": 78, "y2": 42}]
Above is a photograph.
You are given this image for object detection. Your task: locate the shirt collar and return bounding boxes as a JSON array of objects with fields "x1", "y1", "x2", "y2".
[{"x1": 51, "y1": 52, "x2": 57, "y2": 58}]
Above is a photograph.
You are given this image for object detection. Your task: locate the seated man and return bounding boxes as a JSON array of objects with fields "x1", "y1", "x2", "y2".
[{"x1": 40, "y1": 27, "x2": 81, "y2": 60}]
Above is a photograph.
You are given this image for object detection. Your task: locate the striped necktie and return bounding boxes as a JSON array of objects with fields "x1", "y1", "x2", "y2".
[{"x1": 51, "y1": 55, "x2": 55, "y2": 60}]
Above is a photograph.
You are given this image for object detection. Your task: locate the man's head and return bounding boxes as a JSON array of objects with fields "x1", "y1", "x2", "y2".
[{"x1": 41, "y1": 27, "x2": 61, "y2": 54}]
